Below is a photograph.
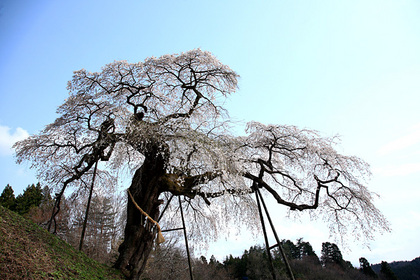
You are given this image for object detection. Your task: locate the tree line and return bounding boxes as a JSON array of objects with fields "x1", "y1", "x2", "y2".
[
  {"x1": 218, "y1": 241, "x2": 399, "y2": 280},
  {"x1": 141, "y1": 237, "x2": 401, "y2": 280},
  {"x1": 1, "y1": 183, "x2": 400, "y2": 280}
]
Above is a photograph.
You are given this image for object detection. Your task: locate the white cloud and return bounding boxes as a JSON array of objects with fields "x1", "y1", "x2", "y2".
[
  {"x1": 0, "y1": 125, "x2": 29, "y2": 156},
  {"x1": 377, "y1": 123, "x2": 420, "y2": 155}
]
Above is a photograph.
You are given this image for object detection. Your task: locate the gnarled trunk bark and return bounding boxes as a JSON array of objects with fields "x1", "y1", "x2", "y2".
[{"x1": 114, "y1": 151, "x2": 166, "y2": 279}]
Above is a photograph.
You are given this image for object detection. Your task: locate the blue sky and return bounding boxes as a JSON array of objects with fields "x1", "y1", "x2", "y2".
[{"x1": 1, "y1": 0, "x2": 420, "y2": 266}]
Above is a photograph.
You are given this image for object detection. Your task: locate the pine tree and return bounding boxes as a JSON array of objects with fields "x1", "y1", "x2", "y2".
[
  {"x1": 380, "y1": 261, "x2": 398, "y2": 280},
  {"x1": 15, "y1": 183, "x2": 44, "y2": 215},
  {"x1": 359, "y1": 257, "x2": 377, "y2": 278},
  {"x1": 281, "y1": 239, "x2": 300, "y2": 260},
  {"x1": 296, "y1": 238, "x2": 318, "y2": 260},
  {"x1": 0, "y1": 184, "x2": 16, "y2": 211},
  {"x1": 321, "y1": 242, "x2": 345, "y2": 268}
]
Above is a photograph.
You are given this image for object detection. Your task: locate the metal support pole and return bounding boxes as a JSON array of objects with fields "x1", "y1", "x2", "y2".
[
  {"x1": 255, "y1": 190, "x2": 277, "y2": 280},
  {"x1": 179, "y1": 196, "x2": 194, "y2": 280},
  {"x1": 256, "y1": 189, "x2": 295, "y2": 280}
]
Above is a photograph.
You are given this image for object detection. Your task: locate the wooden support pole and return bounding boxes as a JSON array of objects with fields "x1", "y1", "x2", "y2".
[
  {"x1": 179, "y1": 196, "x2": 194, "y2": 280},
  {"x1": 255, "y1": 190, "x2": 277, "y2": 280},
  {"x1": 256, "y1": 188, "x2": 295, "y2": 280},
  {"x1": 157, "y1": 194, "x2": 174, "y2": 223},
  {"x1": 79, "y1": 160, "x2": 98, "y2": 251}
]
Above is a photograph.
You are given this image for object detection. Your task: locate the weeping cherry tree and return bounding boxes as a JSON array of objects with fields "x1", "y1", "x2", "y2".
[{"x1": 14, "y1": 49, "x2": 389, "y2": 279}]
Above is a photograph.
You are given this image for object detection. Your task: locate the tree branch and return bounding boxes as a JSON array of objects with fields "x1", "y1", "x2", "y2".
[{"x1": 243, "y1": 172, "x2": 322, "y2": 211}]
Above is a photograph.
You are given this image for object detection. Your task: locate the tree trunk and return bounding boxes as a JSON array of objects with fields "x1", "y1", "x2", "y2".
[{"x1": 114, "y1": 151, "x2": 166, "y2": 279}]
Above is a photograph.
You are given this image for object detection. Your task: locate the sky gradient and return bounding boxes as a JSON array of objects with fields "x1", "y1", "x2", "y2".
[{"x1": 1, "y1": 0, "x2": 419, "y2": 266}]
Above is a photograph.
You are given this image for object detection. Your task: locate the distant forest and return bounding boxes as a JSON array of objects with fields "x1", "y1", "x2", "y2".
[
  {"x1": 372, "y1": 258, "x2": 420, "y2": 280},
  {"x1": 1, "y1": 183, "x2": 418, "y2": 280}
]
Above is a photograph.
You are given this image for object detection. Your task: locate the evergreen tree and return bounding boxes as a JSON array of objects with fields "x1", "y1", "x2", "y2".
[
  {"x1": 24, "y1": 185, "x2": 54, "y2": 225},
  {"x1": 223, "y1": 254, "x2": 246, "y2": 279},
  {"x1": 200, "y1": 256, "x2": 208, "y2": 264},
  {"x1": 296, "y1": 238, "x2": 318, "y2": 260},
  {"x1": 0, "y1": 184, "x2": 16, "y2": 211},
  {"x1": 321, "y1": 242, "x2": 345, "y2": 268},
  {"x1": 210, "y1": 255, "x2": 218, "y2": 265},
  {"x1": 245, "y1": 245, "x2": 271, "y2": 279},
  {"x1": 380, "y1": 261, "x2": 398, "y2": 280},
  {"x1": 281, "y1": 239, "x2": 300, "y2": 260},
  {"x1": 15, "y1": 183, "x2": 44, "y2": 215},
  {"x1": 359, "y1": 257, "x2": 377, "y2": 278}
]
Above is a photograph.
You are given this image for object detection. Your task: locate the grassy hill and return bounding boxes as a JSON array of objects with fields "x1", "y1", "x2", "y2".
[{"x1": 0, "y1": 205, "x2": 125, "y2": 280}]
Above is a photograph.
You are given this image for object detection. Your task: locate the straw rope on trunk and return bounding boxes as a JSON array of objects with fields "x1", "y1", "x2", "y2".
[{"x1": 127, "y1": 189, "x2": 165, "y2": 244}]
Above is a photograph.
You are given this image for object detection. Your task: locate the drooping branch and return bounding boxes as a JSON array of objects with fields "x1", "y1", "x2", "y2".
[
  {"x1": 239, "y1": 122, "x2": 377, "y2": 216},
  {"x1": 47, "y1": 117, "x2": 120, "y2": 232},
  {"x1": 243, "y1": 161, "x2": 356, "y2": 212}
]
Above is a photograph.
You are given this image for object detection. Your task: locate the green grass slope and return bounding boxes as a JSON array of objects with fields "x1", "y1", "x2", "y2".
[{"x1": 0, "y1": 206, "x2": 125, "y2": 280}]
